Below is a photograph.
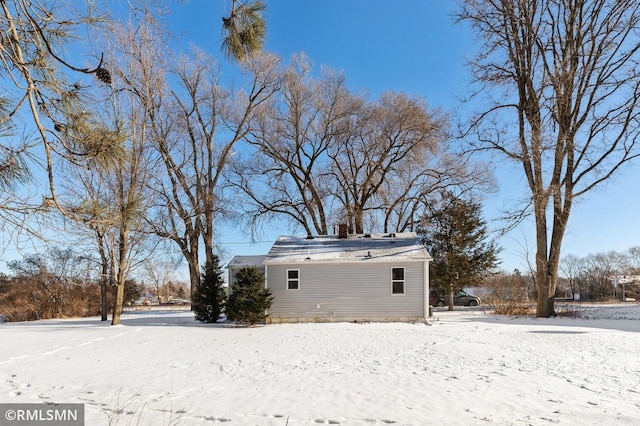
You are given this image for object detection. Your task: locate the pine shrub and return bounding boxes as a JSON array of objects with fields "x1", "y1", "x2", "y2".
[
  {"x1": 193, "y1": 257, "x2": 227, "y2": 323},
  {"x1": 227, "y1": 266, "x2": 273, "y2": 325}
]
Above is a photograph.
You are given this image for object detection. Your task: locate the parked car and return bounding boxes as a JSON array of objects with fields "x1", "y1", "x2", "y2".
[
  {"x1": 430, "y1": 290, "x2": 481, "y2": 307},
  {"x1": 133, "y1": 297, "x2": 156, "y2": 306},
  {"x1": 166, "y1": 298, "x2": 191, "y2": 306}
]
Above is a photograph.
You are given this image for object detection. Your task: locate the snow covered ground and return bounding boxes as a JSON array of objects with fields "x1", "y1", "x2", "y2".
[{"x1": 1, "y1": 304, "x2": 639, "y2": 425}]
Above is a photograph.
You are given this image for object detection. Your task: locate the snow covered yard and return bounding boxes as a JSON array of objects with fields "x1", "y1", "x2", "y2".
[{"x1": 1, "y1": 305, "x2": 640, "y2": 426}]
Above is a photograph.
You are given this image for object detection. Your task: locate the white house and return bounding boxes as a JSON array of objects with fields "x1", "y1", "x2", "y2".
[{"x1": 261, "y1": 231, "x2": 432, "y2": 323}]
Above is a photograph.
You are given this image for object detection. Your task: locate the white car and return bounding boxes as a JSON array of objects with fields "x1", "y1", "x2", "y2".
[{"x1": 167, "y1": 298, "x2": 191, "y2": 305}]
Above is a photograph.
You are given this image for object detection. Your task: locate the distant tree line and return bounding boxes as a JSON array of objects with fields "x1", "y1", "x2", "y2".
[
  {"x1": 0, "y1": 247, "x2": 142, "y2": 321},
  {"x1": 482, "y1": 246, "x2": 640, "y2": 308},
  {"x1": 0, "y1": 246, "x2": 194, "y2": 322},
  {"x1": 559, "y1": 247, "x2": 640, "y2": 302}
]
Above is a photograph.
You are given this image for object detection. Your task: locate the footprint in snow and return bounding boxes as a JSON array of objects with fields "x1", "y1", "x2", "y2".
[
  {"x1": 204, "y1": 416, "x2": 231, "y2": 422},
  {"x1": 314, "y1": 419, "x2": 340, "y2": 424}
]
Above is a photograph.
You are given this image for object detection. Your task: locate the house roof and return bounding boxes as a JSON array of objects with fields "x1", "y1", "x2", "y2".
[
  {"x1": 227, "y1": 255, "x2": 266, "y2": 269},
  {"x1": 264, "y1": 232, "x2": 431, "y2": 264}
]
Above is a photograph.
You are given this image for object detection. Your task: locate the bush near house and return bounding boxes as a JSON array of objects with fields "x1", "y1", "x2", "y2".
[{"x1": 226, "y1": 266, "x2": 273, "y2": 325}]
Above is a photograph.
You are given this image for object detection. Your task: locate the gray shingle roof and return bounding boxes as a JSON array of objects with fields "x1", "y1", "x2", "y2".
[
  {"x1": 264, "y1": 232, "x2": 431, "y2": 264},
  {"x1": 227, "y1": 255, "x2": 267, "y2": 269}
]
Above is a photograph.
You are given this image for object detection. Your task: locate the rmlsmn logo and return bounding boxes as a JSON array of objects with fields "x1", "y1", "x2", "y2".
[{"x1": 0, "y1": 403, "x2": 84, "y2": 426}]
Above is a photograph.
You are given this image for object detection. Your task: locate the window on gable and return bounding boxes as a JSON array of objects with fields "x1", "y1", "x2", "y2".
[
  {"x1": 287, "y1": 269, "x2": 300, "y2": 290},
  {"x1": 392, "y1": 267, "x2": 405, "y2": 295}
]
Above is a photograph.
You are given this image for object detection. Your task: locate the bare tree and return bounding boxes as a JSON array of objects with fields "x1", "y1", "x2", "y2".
[
  {"x1": 7, "y1": 246, "x2": 93, "y2": 286},
  {"x1": 62, "y1": 171, "x2": 116, "y2": 321},
  {"x1": 583, "y1": 252, "x2": 621, "y2": 300},
  {"x1": 64, "y1": 15, "x2": 162, "y2": 325},
  {"x1": 484, "y1": 269, "x2": 529, "y2": 308},
  {"x1": 559, "y1": 254, "x2": 585, "y2": 300},
  {"x1": 62, "y1": 124, "x2": 155, "y2": 326},
  {"x1": 458, "y1": 0, "x2": 640, "y2": 316},
  {"x1": 560, "y1": 248, "x2": 640, "y2": 300},
  {"x1": 379, "y1": 154, "x2": 492, "y2": 233},
  {"x1": 6, "y1": 245, "x2": 95, "y2": 320},
  {"x1": 623, "y1": 246, "x2": 640, "y2": 274},
  {"x1": 145, "y1": 47, "x2": 280, "y2": 298},
  {"x1": 230, "y1": 56, "x2": 355, "y2": 237},
  {"x1": 143, "y1": 259, "x2": 178, "y2": 304},
  {"x1": 328, "y1": 92, "x2": 451, "y2": 234},
  {"x1": 231, "y1": 57, "x2": 486, "y2": 237}
]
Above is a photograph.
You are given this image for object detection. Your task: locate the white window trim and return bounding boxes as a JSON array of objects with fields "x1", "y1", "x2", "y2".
[
  {"x1": 287, "y1": 268, "x2": 300, "y2": 291},
  {"x1": 391, "y1": 267, "x2": 405, "y2": 295}
]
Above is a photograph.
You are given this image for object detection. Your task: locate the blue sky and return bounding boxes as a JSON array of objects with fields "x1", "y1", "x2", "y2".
[
  {"x1": 160, "y1": 0, "x2": 640, "y2": 273},
  {"x1": 2, "y1": 1, "x2": 638, "y2": 275},
  {"x1": 168, "y1": 1, "x2": 470, "y2": 102}
]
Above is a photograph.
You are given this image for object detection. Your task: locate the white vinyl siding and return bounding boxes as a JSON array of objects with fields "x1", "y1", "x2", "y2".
[
  {"x1": 266, "y1": 261, "x2": 425, "y2": 321},
  {"x1": 287, "y1": 269, "x2": 300, "y2": 290},
  {"x1": 391, "y1": 267, "x2": 405, "y2": 295}
]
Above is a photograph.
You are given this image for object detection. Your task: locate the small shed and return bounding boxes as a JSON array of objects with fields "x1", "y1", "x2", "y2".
[
  {"x1": 227, "y1": 255, "x2": 266, "y2": 294},
  {"x1": 263, "y1": 232, "x2": 431, "y2": 323}
]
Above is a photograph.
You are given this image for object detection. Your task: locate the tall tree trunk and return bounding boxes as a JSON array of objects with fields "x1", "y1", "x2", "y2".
[
  {"x1": 112, "y1": 281, "x2": 124, "y2": 325},
  {"x1": 447, "y1": 282, "x2": 455, "y2": 312},
  {"x1": 185, "y1": 236, "x2": 200, "y2": 301},
  {"x1": 536, "y1": 272, "x2": 555, "y2": 317},
  {"x1": 534, "y1": 199, "x2": 555, "y2": 317},
  {"x1": 353, "y1": 207, "x2": 364, "y2": 235},
  {"x1": 187, "y1": 256, "x2": 199, "y2": 301},
  {"x1": 98, "y1": 233, "x2": 109, "y2": 321},
  {"x1": 534, "y1": 186, "x2": 572, "y2": 317},
  {"x1": 100, "y1": 279, "x2": 108, "y2": 322},
  {"x1": 111, "y1": 228, "x2": 129, "y2": 326},
  {"x1": 202, "y1": 214, "x2": 215, "y2": 267}
]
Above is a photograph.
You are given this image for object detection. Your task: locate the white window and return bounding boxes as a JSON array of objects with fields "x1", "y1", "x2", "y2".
[
  {"x1": 392, "y1": 267, "x2": 405, "y2": 295},
  {"x1": 287, "y1": 269, "x2": 300, "y2": 290}
]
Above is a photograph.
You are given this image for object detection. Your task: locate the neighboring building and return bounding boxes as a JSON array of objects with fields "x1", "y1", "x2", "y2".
[
  {"x1": 610, "y1": 275, "x2": 640, "y2": 301},
  {"x1": 262, "y1": 231, "x2": 432, "y2": 323},
  {"x1": 227, "y1": 255, "x2": 266, "y2": 295}
]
